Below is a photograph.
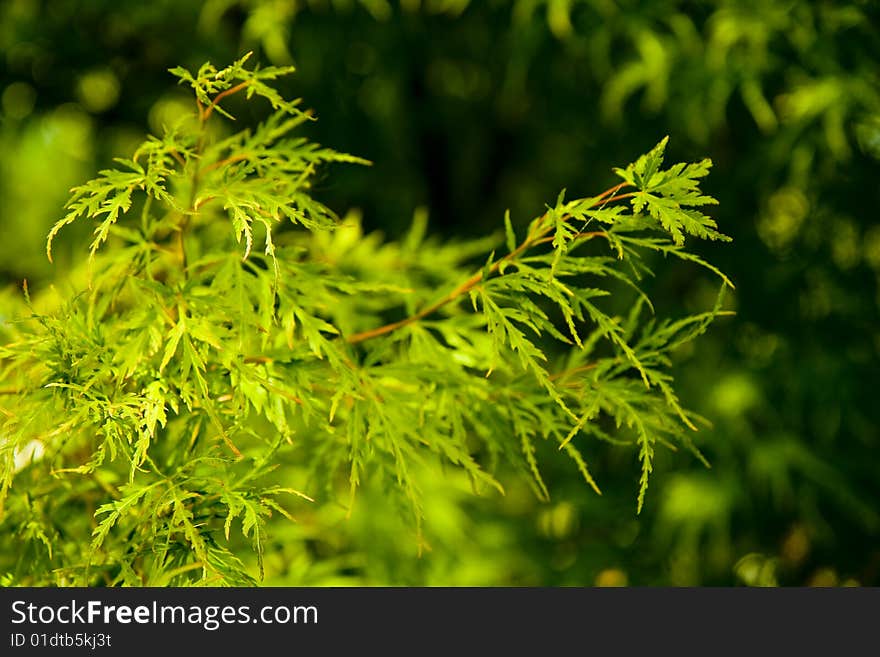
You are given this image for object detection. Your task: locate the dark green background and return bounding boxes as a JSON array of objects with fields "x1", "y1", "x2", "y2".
[{"x1": 2, "y1": 0, "x2": 878, "y2": 585}]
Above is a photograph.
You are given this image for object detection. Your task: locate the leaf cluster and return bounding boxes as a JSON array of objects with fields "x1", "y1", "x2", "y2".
[{"x1": 0, "y1": 56, "x2": 731, "y2": 585}]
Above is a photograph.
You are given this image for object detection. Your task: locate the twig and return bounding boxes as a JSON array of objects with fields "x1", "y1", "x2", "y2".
[
  {"x1": 533, "y1": 230, "x2": 607, "y2": 247},
  {"x1": 346, "y1": 183, "x2": 634, "y2": 345},
  {"x1": 549, "y1": 363, "x2": 599, "y2": 381},
  {"x1": 200, "y1": 153, "x2": 250, "y2": 175},
  {"x1": 202, "y1": 81, "x2": 250, "y2": 121}
]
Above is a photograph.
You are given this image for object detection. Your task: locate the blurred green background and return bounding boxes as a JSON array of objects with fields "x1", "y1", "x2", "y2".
[{"x1": 1, "y1": 0, "x2": 878, "y2": 586}]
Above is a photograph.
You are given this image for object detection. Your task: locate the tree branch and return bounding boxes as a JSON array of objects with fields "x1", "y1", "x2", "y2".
[
  {"x1": 203, "y1": 81, "x2": 250, "y2": 121},
  {"x1": 345, "y1": 183, "x2": 634, "y2": 345}
]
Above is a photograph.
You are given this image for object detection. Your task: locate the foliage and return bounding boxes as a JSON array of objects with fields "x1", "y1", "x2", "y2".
[
  {"x1": 1, "y1": 0, "x2": 877, "y2": 586},
  {"x1": 213, "y1": 0, "x2": 880, "y2": 587},
  {"x1": 0, "y1": 55, "x2": 729, "y2": 585}
]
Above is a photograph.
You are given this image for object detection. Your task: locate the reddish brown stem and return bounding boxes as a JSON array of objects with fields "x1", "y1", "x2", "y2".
[
  {"x1": 168, "y1": 149, "x2": 186, "y2": 168},
  {"x1": 345, "y1": 183, "x2": 634, "y2": 345},
  {"x1": 601, "y1": 192, "x2": 637, "y2": 205},
  {"x1": 200, "y1": 153, "x2": 250, "y2": 175},
  {"x1": 203, "y1": 81, "x2": 250, "y2": 121},
  {"x1": 533, "y1": 231, "x2": 607, "y2": 247},
  {"x1": 549, "y1": 363, "x2": 599, "y2": 381},
  {"x1": 596, "y1": 181, "x2": 629, "y2": 200}
]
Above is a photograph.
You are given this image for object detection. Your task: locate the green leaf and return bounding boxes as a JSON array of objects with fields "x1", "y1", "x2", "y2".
[{"x1": 504, "y1": 210, "x2": 517, "y2": 254}]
